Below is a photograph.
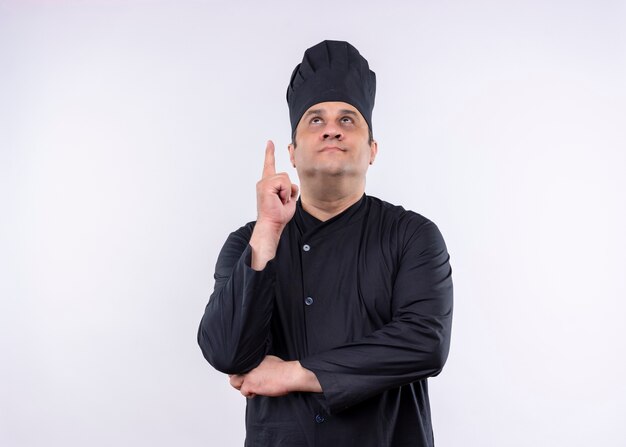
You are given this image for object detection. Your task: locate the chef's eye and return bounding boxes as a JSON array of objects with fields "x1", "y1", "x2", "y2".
[
  {"x1": 310, "y1": 117, "x2": 323, "y2": 124},
  {"x1": 341, "y1": 116, "x2": 353, "y2": 124}
]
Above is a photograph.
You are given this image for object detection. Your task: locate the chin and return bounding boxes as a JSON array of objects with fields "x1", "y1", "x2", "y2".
[{"x1": 318, "y1": 164, "x2": 350, "y2": 177}]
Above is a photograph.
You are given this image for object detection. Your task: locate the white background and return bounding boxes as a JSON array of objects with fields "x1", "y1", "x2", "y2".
[{"x1": 2, "y1": 1, "x2": 625, "y2": 446}]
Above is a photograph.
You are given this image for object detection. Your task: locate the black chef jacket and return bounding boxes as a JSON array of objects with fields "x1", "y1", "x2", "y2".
[{"x1": 198, "y1": 194, "x2": 453, "y2": 447}]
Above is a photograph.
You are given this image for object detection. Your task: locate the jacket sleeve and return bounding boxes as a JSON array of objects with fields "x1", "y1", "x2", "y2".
[
  {"x1": 197, "y1": 223, "x2": 276, "y2": 374},
  {"x1": 300, "y1": 219, "x2": 453, "y2": 414}
]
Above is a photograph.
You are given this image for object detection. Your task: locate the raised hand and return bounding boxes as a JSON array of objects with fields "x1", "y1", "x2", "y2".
[
  {"x1": 256, "y1": 140, "x2": 299, "y2": 228},
  {"x1": 249, "y1": 141, "x2": 299, "y2": 270}
]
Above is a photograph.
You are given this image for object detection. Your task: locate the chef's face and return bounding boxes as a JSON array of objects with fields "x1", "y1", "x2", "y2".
[{"x1": 288, "y1": 101, "x2": 377, "y2": 180}]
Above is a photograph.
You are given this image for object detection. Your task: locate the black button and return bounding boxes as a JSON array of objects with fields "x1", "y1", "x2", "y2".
[
  {"x1": 304, "y1": 296, "x2": 314, "y2": 306},
  {"x1": 315, "y1": 414, "x2": 325, "y2": 424}
]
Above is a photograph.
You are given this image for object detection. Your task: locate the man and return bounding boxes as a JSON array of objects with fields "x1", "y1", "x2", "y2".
[{"x1": 198, "y1": 40, "x2": 453, "y2": 446}]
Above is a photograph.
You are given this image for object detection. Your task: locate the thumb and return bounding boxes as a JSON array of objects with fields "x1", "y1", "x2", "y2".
[{"x1": 290, "y1": 184, "x2": 299, "y2": 200}]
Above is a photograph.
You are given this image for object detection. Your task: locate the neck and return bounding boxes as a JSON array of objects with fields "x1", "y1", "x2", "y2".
[{"x1": 299, "y1": 182, "x2": 365, "y2": 222}]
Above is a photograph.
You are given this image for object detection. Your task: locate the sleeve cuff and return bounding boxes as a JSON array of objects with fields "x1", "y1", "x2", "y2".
[{"x1": 242, "y1": 243, "x2": 277, "y2": 275}]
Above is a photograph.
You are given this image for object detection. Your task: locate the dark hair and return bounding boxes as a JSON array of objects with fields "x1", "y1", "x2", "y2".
[{"x1": 291, "y1": 126, "x2": 374, "y2": 148}]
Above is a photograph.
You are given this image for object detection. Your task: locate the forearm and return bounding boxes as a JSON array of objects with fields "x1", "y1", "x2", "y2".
[
  {"x1": 300, "y1": 309, "x2": 452, "y2": 412},
  {"x1": 230, "y1": 317, "x2": 450, "y2": 404},
  {"x1": 198, "y1": 232, "x2": 276, "y2": 374},
  {"x1": 199, "y1": 221, "x2": 291, "y2": 373}
]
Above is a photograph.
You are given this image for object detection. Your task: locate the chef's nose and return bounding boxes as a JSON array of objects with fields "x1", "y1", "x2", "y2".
[{"x1": 322, "y1": 124, "x2": 343, "y2": 140}]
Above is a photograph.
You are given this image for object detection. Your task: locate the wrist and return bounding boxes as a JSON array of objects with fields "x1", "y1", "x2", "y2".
[
  {"x1": 289, "y1": 361, "x2": 322, "y2": 393},
  {"x1": 253, "y1": 219, "x2": 284, "y2": 240},
  {"x1": 249, "y1": 221, "x2": 283, "y2": 271}
]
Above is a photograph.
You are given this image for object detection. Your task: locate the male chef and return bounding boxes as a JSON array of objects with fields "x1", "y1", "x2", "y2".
[{"x1": 198, "y1": 40, "x2": 453, "y2": 447}]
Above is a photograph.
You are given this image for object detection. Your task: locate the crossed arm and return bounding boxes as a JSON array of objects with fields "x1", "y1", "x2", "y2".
[{"x1": 207, "y1": 224, "x2": 452, "y2": 411}]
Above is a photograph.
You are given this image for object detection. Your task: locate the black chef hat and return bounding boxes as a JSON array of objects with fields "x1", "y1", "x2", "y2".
[{"x1": 286, "y1": 40, "x2": 376, "y2": 136}]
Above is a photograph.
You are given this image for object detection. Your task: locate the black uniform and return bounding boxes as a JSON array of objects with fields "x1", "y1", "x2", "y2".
[{"x1": 198, "y1": 194, "x2": 453, "y2": 446}]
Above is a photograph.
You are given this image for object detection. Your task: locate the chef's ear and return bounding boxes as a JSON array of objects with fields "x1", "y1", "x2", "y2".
[
  {"x1": 288, "y1": 143, "x2": 296, "y2": 168},
  {"x1": 369, "y1": 140, "x2": 378, "y2": 165}
]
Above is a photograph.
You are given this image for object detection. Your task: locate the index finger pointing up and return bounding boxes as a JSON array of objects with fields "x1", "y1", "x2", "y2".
[{"x1": 262, "y1": 140, "x2": 276, "y2": 178}]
